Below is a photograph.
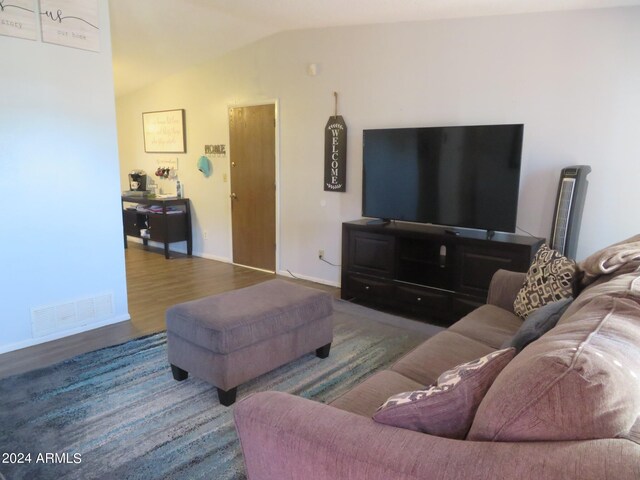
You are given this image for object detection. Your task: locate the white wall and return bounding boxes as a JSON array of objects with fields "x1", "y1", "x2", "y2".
[
  {"x1": 0, "y1": 0, "x2": 129, "y2": 353},
  {"x1": 116, "y1": 7, "x2": 640, "y2": 286}
]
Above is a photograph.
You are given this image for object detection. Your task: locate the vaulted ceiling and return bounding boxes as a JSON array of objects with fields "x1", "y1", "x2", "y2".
[{"x1": 109, "y1": 0, "x2": 640, "y2": 97}]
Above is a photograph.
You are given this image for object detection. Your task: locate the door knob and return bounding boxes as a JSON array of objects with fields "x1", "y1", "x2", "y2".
[
  {"x1": 230, "y1": 193, "x2": 237, "y2": 199},
  {"x1": 231, "y1": 161, "x2": 236, "y2": 167}
]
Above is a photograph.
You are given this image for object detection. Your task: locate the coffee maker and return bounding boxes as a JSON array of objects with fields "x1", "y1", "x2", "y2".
[{"x1": 128, "y1": 171, "x2": 147, "y2": 191}]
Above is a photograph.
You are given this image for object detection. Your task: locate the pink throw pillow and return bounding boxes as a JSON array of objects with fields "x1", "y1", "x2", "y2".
[{"x1": 373, "y1": 348, "x2": 515, "y2": 439}]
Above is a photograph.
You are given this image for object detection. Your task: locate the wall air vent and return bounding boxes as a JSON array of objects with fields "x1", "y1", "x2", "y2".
[{"x1": 31, "y1": 293, "x2": 114, "y2": 338}]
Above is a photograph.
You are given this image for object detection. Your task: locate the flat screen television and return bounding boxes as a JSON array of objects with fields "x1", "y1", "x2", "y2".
[{"x1": 362, "y1": 124, "x2": 523, "y2": 233}]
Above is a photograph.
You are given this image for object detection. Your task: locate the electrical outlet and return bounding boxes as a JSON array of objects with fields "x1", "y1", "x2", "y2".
[
  {"x1": 203, "y1": 231, "x2": 208, "y2": 239},
  {"x1": 318, "y1": 249, "x2": 324, "y2": 259}
]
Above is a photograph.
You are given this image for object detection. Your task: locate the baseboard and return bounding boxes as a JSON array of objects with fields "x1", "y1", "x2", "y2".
[
  {"x1": 0, "y1": 313, "x2": 131, "y2": 355},
  {"x1": 277, "y1": 270, "x2": 341, "y2": 288},
  {"x1": 129, "y1": 239, "x2": 338, "y2": 288},
  {"x1": 127, "y1": 238, "x2": 232, "y2": 263},
  {"x1": 198, "y1": 252, "x2": 233, "y2": 263}
]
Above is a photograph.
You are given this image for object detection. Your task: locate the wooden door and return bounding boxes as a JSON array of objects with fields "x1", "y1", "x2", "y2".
[{"x1": 229, "y1": 104, "x2": 276, "y2": 271}]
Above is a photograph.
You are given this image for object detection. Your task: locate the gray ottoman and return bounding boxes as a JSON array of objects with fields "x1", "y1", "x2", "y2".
[{"x1": 166, "y1": 279, "x2": 334, "y2": 406}]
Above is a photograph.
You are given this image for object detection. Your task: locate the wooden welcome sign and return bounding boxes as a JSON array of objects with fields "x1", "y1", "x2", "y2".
[{"x1": 324, "y1": 93, "x2": 347, "y2": 192}]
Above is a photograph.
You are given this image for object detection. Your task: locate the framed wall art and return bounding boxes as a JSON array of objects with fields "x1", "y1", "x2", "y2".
[
  {"x1": 0, "y1": 0, "x2": 38, "y2": 40},
  {"x1": 142, "y1": 109, "x2": 186, "y2": 154},
  {"x1": 39, "y1": 0, "x2": 100, "y2": 51}
]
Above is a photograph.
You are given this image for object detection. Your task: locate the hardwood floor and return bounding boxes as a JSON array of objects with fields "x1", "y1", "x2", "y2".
[{"x1": 0, "y1": 243, "x2": 339, "y2": 379}]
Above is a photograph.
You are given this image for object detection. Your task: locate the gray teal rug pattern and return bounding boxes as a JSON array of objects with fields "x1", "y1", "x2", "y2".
[{"x1": 0, "y1": 300, "x2": 436, "y2": 480}]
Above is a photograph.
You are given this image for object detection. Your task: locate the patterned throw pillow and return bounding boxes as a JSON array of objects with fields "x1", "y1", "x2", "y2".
[
  {"x1": 372, "y1": 348, "x2": 515, "y2": 439},
  {"x1": 513, "y1": 244, "x2": 577, "y2": 318}
]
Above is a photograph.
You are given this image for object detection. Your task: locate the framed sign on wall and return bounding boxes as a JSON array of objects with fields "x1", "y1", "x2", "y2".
[
  {"x1": 39, "y1": 0, "x2": 100, "y2": 51},
  {"x1": 142, "y1": 109, "x2": 186, "y2": 153},
  {"x1": 324, "y1": 115, "x2": 347, "y2": 192},
  {"x1": 324, "y1": 92, "x2": 347, "y2": 192},
  {"x1": 0, "y1": 0, "x2": 38, "y2": 41}
]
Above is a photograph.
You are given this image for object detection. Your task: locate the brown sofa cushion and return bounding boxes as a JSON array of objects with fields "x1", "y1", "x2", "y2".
[
  {"x1": 449, "y1": 305, "x2": 523, "y2": 349},
  {"x1": 391, "y1": 331, "x2": 495, "y2": 386},
  {"x1": 513, "y1": 244, "x2": 577, "y2": 318},
  {"x1": 468, "y1": 295, "x2": 640, "y2": 442},
  {"x1": 373, "y1": 348, "x2": 515, "y2": 439},
  {"x1": 329, "y1": 370, "x2": 423, "y2": 417}
]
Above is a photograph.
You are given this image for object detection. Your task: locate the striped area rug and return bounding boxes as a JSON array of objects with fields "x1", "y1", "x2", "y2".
[{"x1": 0, "y1": 300, "x2": 436, "y2": 480}]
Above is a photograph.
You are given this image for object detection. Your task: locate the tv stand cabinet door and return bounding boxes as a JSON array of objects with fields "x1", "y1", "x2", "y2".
[
  {"x1": 456, "y1": 244, "x2": 532, "y2": 298},
  {"x1": 346, "y1": 231, "x2": 395, "y2": 278}
]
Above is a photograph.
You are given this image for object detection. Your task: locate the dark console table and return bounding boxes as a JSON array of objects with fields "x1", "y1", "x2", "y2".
[
  {"x1": 122, "y1": 195, "x2": 192, "y2": 259},
  {"x1": 341, "y1": 219, "x2": 544, "y2": 324}
]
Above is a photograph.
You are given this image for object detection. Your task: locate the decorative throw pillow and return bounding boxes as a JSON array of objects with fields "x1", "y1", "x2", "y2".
[
  {"x1": 372, "y1": 348, "x2": 515, "y2": 439},
  {"x1": 513, "y1": 244, "x2": 577, "y2": 318},
  {"x1": 502, "y1": 297, "x2": 573, "y2": 352}
]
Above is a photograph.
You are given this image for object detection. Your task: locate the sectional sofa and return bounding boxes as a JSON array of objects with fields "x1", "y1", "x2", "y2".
[{"x1": 234, "y1": 239, "x2": 640, "y2": 480}]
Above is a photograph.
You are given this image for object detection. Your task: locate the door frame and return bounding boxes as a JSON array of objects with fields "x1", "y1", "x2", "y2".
[{"x1": 226, "y1": 99, "x2": 280, "y2": 273}]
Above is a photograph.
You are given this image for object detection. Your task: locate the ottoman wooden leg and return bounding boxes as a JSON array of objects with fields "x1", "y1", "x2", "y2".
[
  {"x1": 315, "y1": 342, "x2": 331, "y2": 359},
  {"x1": 217, "y1": 387, "x2": 238, "y2": 407},
  {"x1": 171, "y1": 364, "x2": 189, "y2": 381}
]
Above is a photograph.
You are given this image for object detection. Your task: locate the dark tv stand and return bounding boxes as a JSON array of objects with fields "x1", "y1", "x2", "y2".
[{"x1": 341, "y1": 220, "x2": 544, "y2": 324}]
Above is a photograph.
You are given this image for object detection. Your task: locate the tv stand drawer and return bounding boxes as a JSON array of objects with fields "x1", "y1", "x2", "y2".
[
  {"x1": 396, "y1": 284, "x2": 451, "y2": 314},
  {"x1": 346, "y1": 274, "x2": 394, "y2": 300}
]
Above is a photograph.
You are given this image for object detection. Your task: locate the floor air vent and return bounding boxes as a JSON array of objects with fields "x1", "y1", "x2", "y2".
[{"x1": 31, "y1": 293, "x2": 114, "y2": 337}]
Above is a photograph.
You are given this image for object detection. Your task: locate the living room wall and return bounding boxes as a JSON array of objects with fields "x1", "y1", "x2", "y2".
[
  {"x1": 116, "y1": 7, "x2": 640, "y2": 286},
  {"x1": 0, "y1": 0, "x2": 129, "y2": 353}
]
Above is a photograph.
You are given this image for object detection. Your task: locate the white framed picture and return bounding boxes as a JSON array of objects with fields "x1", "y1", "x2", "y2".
[
  {"x1": 0, "y1": 0, "x2": 38, "y2": 40},
  {"x1": 39, "y1": 0, "x2": 100, "y2": 52},
  {"x1": 143, "y1": 109, "x2": 187, "y2": 154}
]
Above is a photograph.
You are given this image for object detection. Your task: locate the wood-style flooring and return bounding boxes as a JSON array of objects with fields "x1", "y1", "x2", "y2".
[{"x1": 0, "y1": 243, "x2": 339, "y2": 379}]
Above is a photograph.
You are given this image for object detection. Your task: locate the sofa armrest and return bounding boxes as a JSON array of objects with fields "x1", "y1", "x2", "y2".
[
  {"x1": 234, "y1": 391, "x2": 639, "y2": 480},
  {"x1": 486, "y1": 269, "x2": 526, "y2": 313}
]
